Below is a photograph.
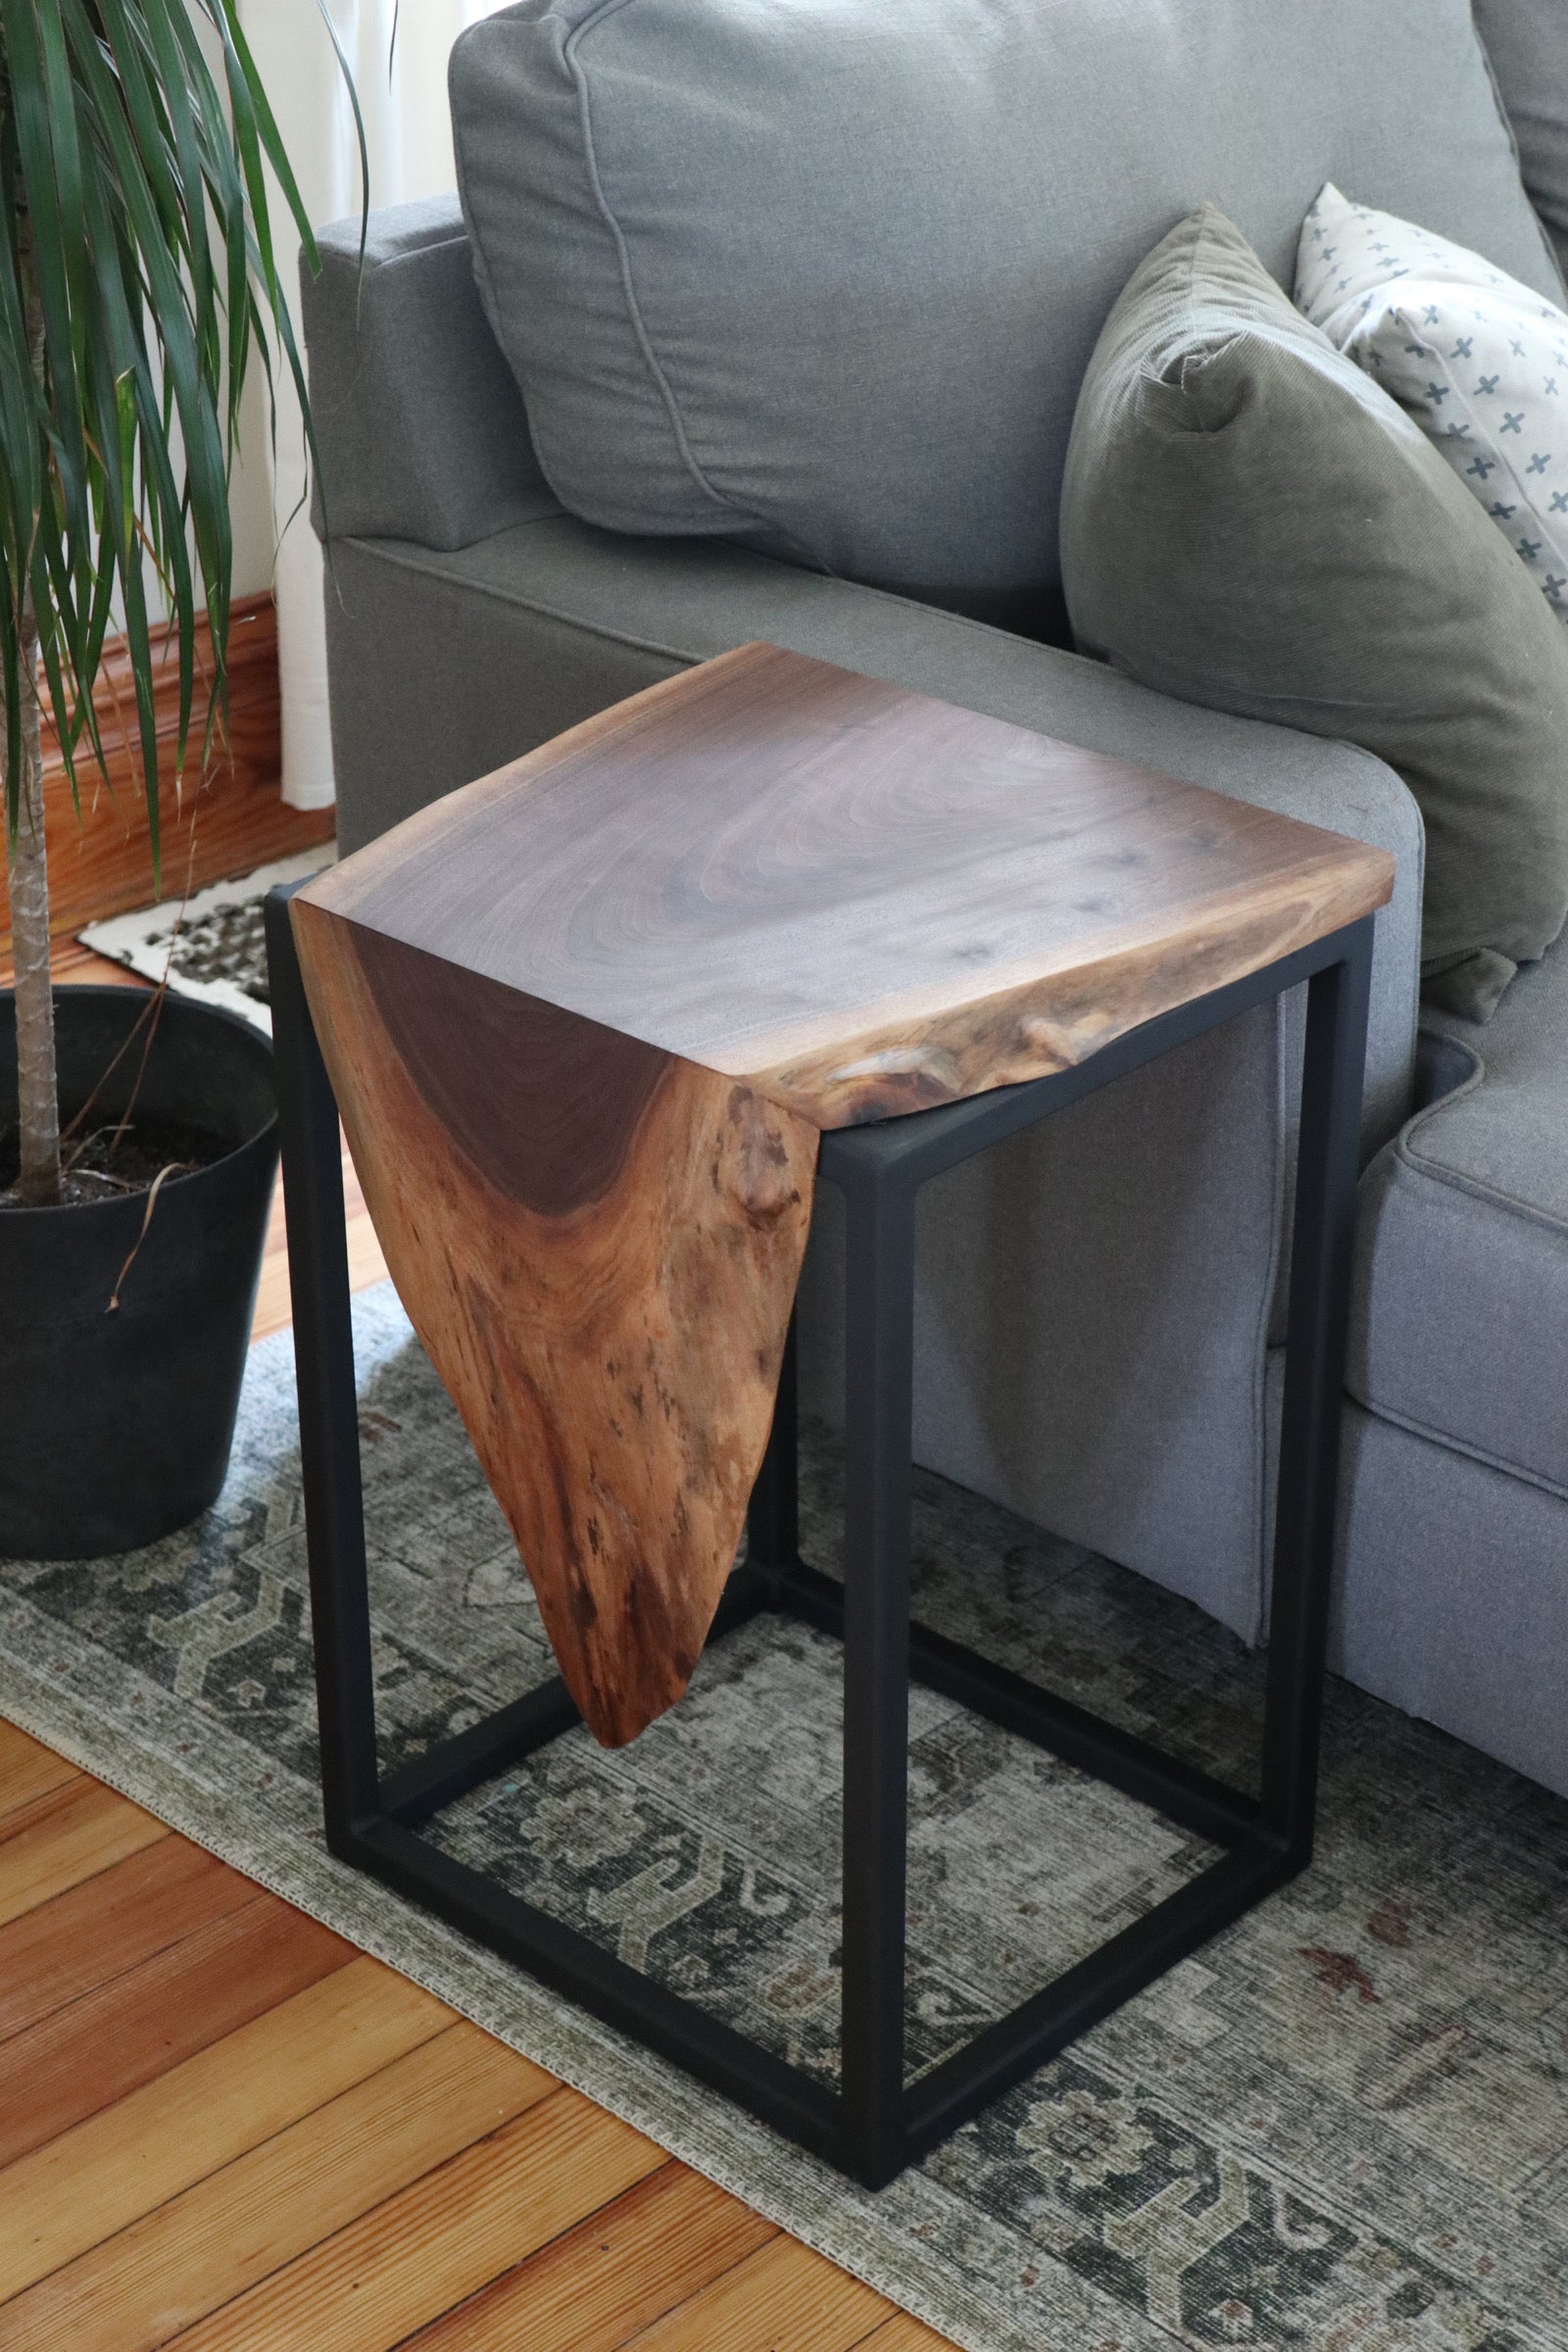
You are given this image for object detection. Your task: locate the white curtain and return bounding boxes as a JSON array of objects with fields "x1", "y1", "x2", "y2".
[{"x1": 236, "y1": 0, "x2": 504, "y2": 809}]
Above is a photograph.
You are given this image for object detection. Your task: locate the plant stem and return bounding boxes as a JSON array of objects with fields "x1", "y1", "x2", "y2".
[
  {"x1": 6, "y1": 197, "x2": 61, "y2": 1209},
  {"x1": 5, "y1": 612, "x2": 61, "y2": 1206}
]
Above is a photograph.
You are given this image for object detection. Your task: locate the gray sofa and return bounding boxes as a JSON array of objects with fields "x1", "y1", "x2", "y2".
[{"x1": 301, "y1": 4, "x2": 1568, "y2": 1797}]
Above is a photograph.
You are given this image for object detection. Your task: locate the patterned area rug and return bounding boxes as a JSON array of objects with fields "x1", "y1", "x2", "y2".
[
  {"x1": 77, "y1": 846, "x2": 332, "y2": 1030},
  {"x1": 3, "y1": 1284, "x2": 1566, "y2": 2352}
]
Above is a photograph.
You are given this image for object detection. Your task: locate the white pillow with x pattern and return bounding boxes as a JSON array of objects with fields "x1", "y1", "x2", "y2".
[{"x1": 1297, "y1": 181, "x2": 1568, "y2": 620}]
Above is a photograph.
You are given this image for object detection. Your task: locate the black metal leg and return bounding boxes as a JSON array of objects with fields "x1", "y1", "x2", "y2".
[
  {"x1": 270, "y1": 906, "x2": 1375, "y2": 2189},
  {"x1": 838, "y1": 1169, "x2": 915, "y2": 2187},
  {"x1": 264, "y1": 884, "x2": 381, "y2": 1851},
  {"x1": 1259, "y1": 917, "x2": 1375, "y2": 1860}
]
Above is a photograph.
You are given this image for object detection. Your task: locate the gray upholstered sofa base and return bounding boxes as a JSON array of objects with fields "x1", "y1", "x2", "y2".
[
  {"x1": 1337, "y1": 1406, "x2": 1568, "y2": 1796},
  {"x1": 1337, "y1": 934, "x2": 1568, "y2": 1795}
]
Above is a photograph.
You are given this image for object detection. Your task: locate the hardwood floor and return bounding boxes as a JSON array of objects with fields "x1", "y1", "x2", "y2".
[
  {"x1": 0, "y1": 984, "x2": 954, "y2": 2352},
  {"x1": 0, "y1": 1732, "x2": 950, "y2": 2352},
  {"x1": 250, "y1": 1122, "x2": 385, "y2": 1344},
  {"x1": 0, "y1": 594, "x2": 334, "y2": 956}
]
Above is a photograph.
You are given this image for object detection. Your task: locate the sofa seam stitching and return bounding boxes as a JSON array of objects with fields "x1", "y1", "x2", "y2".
[
  {"x1": 1392, "y1": 1026, "x2": 1568, "y2": 1240},
  {"x1": 564, "y1": 0, "x2": 778, "y2": 542},
  {"x1": 1395, "y1": 1130, "x2": 1568, "y2": 1241},
  {"x1": 322, "y1": 230, "x2": 470, "y2": 275},
  {"x1": 1348, "y1": 1387, "x2": 1568, "y2": 1505},
  {"x1": 1472, "y1": 18, "x2": 1568, "y2": 303},
  {"x1": 342, "y1": 527, "x2": 1061, "y2": 663},
  {"x1": 446, "y1": 25, "x2": 539, "y2": 529},
  {"x1": 346, "y1": 531, "x2": 710, "y2": 665}
]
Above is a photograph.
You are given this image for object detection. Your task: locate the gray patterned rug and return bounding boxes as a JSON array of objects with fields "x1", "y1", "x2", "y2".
[{"x1": 3, "y1": 1284, "x2": 1566, "y2": 2352}]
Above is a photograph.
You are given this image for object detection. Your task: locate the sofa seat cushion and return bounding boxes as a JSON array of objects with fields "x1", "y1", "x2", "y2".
[
  {"x1": 449, "y1": 0, "x2": 1562, "y2": 622},
  {"x1": 1350, "y1": 932, "x2": 1568, "y2": 1494}
]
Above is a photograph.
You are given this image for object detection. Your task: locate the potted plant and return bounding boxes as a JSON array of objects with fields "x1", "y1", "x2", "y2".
[{"x1": 0, "y1": 0, "x2": 353, "y2": 1555}]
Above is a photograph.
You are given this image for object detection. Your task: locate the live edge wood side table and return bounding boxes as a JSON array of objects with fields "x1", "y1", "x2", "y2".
[{"x1": 265, "y1": 642, "x2": 1393, "y2": 2188}]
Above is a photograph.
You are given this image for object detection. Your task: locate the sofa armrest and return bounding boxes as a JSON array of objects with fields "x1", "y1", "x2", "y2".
[
  {"x1": 324, "y1": 518, "x2": 1423, "y2": 1149},
  {"x1": 300, "y1": 195, "x2": 561, "y2": 552}
]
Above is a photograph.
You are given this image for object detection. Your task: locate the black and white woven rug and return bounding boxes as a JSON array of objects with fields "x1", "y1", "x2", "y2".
[
  {"x1": 2, "y1": 1284, "x2": 1565, "y2": 2352},
  {"x1": 78, "y1": 847, "x2": 332, "y2": 1030}
]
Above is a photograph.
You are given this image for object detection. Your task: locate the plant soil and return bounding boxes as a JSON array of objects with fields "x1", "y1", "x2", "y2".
[{"x1": 0, "y1": 1113, "x2": 234, "y2": 1208}]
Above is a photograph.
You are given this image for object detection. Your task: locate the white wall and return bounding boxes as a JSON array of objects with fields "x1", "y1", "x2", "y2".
[{"x1": 230, "y1": 369, "x2": 278, "y2": 606}]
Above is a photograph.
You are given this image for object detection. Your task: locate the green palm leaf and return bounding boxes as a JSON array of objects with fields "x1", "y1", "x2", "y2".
[{"x1": 0, "y1": 0, "x2": 364, "y2": 882}]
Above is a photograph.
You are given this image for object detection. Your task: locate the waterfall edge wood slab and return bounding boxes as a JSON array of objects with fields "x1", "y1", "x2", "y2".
[
  {"x1": 293, "y1": 643, "x2": 1395, "y2": 1746},
  {"x1": 291, "y1": 901, "x2": 817, "y2": 1748}
]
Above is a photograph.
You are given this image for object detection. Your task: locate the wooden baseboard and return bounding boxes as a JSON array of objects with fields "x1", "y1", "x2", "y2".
[{"x1": 0, "y1": 593, "x2": 334, "y2": 956}]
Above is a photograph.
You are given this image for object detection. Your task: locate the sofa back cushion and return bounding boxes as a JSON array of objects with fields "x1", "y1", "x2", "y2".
[
  {"x1": 450, "y1": 0, "x2": 1562, "y2": 627},
  {"x1": 1059, "y1": 206, "x2": 1568, "y2": 1023},
  {"x1": 1474, "y1": 0, "x2": 1568, "y2": 283}
]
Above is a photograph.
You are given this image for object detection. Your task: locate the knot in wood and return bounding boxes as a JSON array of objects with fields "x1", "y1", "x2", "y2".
[{"x1": 722, "y1": 1087, "x2": 803, "y2": 1225}]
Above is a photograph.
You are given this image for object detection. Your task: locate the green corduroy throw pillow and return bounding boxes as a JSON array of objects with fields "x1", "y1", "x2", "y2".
[{"x1": 1059, "y1": 203, "x2": 1568, "y2": 1021}]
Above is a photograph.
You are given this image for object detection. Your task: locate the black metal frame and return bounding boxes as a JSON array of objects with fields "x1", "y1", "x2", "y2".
[{"x1": 265, "y1": 886, "x2": 1374, "y2": 2188}]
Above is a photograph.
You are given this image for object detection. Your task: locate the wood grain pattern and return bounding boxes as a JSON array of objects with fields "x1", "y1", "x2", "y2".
[
  {"x1": 0, "y1": 2026, "x2": 554, "y2": 2352},
  {"x1": 0, "y1": 1722, "x2": 78, "y2": 1822},
  {"x1": 252, "y1": 1133, "x2": 382, "y2": 1342},
  {"x1": 616, "y1": 2230, "x2": 893, "y2": 2351},
  {"x1": 27, "y1": 939, "x2": 144, "y2": 984},
  {"x1": 398, "y1": 2162, "x2": 774, "y2": 2352},
  {"x1": 0, "y1": 1954, "x2": 448, "y2": 2300},
  {"x1": 0, "y1": 1126, "x2": 955, "y2": 2352},
  {"x1": 292, "y1": 903, "x2": 816, "y2": 1749},
  {"x1": 295, "y1": 642, "x2": 1393, "y2": 1745},
  {"x1": 0, "y1": 1740, "x2": 956, "y2": 2352},
  {"x1": 0, "y1": 1778, "x2": 168, "y2": 1928},
  {"x1": 855, "y1": 2318, "x2": 956, "y2": 2350},
  {"x1": 0, "y1": 593, "x2": 332, "y2": 956},
  {"x1": 0, "y1": 1837, "x2": 240, "y2": 2044},
  {"x1": 163, "y1": 2089, "x2": 666, "y2": 2351},
  {"x1": 0, "y1": 1886, "x2": 351, "y2": 2168}
]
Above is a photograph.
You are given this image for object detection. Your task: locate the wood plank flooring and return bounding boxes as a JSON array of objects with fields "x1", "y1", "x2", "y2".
[
  {"x1": 1, "y1": 593, "x2": 334, "y2": 956},
  {"x1": 0, "y1": 1724, "x2": 949, "y2": 2347},
  {"x1": 250, "y1": 1127, "x2": 384, "y2": 1343},
  {"x1": 0, "y1": 960, "x2": 956, "y2": 2352}
]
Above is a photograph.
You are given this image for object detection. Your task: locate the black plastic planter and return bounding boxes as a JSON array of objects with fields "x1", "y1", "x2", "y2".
[{"x1": 0, "y1": 986, "x2": 279, "y2": 1557}]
